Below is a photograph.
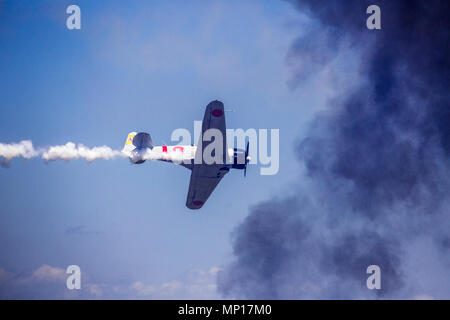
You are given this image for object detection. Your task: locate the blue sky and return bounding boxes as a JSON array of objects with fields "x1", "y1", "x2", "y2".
[{"x1": 0, "y1": 0, "x2": 351, "y2": 298}]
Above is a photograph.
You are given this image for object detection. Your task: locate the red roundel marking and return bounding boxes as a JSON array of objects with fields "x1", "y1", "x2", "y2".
[
  {"x1": 211, "y1": 109, "x2": 223, "y2": 117},
  {"x1": 173, "y1": 146, "x2": 184, "y2": 152},
  {"x1": 162, "y1": 146, "x2": 168, "y2": 153},
  {"x1": 193, "y1": 200, "x2": 204, "y2": 206}
]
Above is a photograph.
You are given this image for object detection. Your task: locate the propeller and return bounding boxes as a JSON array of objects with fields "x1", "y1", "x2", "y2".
[{"x1": 244, "y1": 141, "x2": 250, "y2": 177}]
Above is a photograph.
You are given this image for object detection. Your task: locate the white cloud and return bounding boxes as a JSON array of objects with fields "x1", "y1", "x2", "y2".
[
  {"x1": 0, "y1": 265, "x2": 221, "y2": 299},
  {"x1": 21, "y1": 264, "x2": 66, "y2": 284},
  {"x1": 87, "y1": 284, "x2": 103, "y2": 297},
  {"x1": 130, "y1": 281, "x2": 156, "y2": 296},
  {"x1": 129, "y1": 267, "x2": 221, "y2": 299}
]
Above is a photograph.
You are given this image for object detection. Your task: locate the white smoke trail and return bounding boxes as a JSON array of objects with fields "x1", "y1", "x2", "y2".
[
  {"x1": 0, "y1": 140, "x2": 38, "y2": 164},
  {"x1": 42, "y1": 142, "x2": 124, "y2": 162},
  {"x1": 0, "y1": 140, "x2": 126, "y2": 165}
]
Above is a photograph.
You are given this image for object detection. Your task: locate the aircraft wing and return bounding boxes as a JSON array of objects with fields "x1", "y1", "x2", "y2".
[
  {"x1": 186, "y1": 100, "x2": 228, "y2": 209},
  {"x1": 186, "y1": 171, "x2": 224, "y2": 209},
  {"x1": 198, "y1": 100, "x2": 227, "y2": 163}
]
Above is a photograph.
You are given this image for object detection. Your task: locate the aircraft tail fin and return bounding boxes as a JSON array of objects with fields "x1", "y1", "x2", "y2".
[{"x1": 122, "y1": 132, "x2": 137, "y2": 155}]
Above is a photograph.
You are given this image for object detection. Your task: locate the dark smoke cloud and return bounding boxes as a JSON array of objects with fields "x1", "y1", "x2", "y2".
[{"x1": 218, "y1": 0, "x2": 450, "y2": 298}]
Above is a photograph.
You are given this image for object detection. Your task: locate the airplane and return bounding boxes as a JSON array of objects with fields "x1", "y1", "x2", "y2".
[{"x1": 122, "y1": 100, "x2": 250, "y2": 210}]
